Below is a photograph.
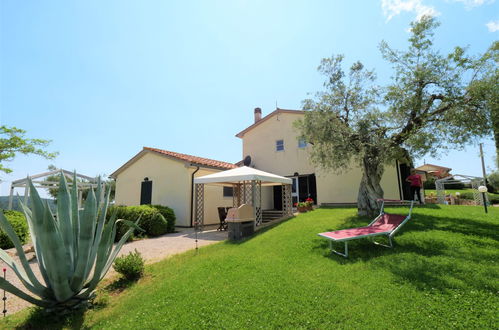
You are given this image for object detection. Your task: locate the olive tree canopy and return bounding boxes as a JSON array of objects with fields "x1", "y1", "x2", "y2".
[{"x1": 297, "y1": 16, "x2": 497, "y2": 216}]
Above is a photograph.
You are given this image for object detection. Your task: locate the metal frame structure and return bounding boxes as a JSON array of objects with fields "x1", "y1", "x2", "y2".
[
  {"x1": 318, "y1": 199, "x2": 415, "y2": 258},
  {"x1": 435, "y1": 174, "x2": 488, "y2": 206},
  {"x1": 193, "y1": 167, "x2": 293, "y2": 230},
  {"x1": 8, "y1": 169, "x2": 99, "y2": 210},
  {"x1": 195, "y1": 180, "x2": 292, "y2": 229}
]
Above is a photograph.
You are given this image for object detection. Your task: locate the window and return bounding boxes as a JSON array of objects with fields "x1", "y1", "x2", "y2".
[
  {"x1": 276, "y1": 139, "x2": 284, "y2": 151},
  {"x1": 298, "y1": 139, "x2": 307, "y2": 148},
  {"x1": 223, "y1": 186, "x2": 234, "y2": 197}
]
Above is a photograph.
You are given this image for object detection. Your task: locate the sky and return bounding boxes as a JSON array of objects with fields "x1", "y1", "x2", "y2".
[{"x1": 1, "y1": 0, "x2": 498, "y2": 197}]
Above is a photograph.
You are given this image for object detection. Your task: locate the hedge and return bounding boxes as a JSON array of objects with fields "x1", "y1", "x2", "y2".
[
  {"x1": 458, "y1": 192, "x2": 499, "y2": 204},
  {"x1": 0, "y1": 210, "x2": 29, "y2": 249},
  {"x1": 107, "y1": 205, "x2": 176, "y2": 241},
  {"x1": 150, "y1": 204, "x2": 176, "y2": 233}
]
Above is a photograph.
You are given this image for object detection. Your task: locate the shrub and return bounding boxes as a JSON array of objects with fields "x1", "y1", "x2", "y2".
[
  {"x1": 457, "y1": 191, "x2": 499, "y2": 204},
  {"x1": 423, "y1": 177, "x2": 436, "y2": 189},
  {"x1": 487, "y1": 171, "x2": 499, "y2": 193},
  {"x1": 150, "y1": 204, "x2": 176, "y2": 233},
  {"x1": 147, "y1": 213, "x2": 168, "y2": 237},
  {"x1": 0, "y1": 210, "x2": 29, "y2": 249},
  {"x1": 458, "y1": 192, "x2": 474, "y2": 200},
  {"x1": 113, "y1": 249, "x2": 145, "y2": 281},
  {"x1": 107, "y1": 204, "x2": 176, "y2": 241}
]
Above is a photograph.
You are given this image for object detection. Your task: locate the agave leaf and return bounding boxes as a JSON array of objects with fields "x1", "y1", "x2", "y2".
[
  {"x1": 84, "y1": 210, "x2": 117, "y2": 289},
  {"x1": 84, "y1": 218, "x2": 139, "y2": 296},
  {"x1": 38, "y1": 201, "x2": 74, "y2": 302},
  {"x1": 0, "y1": 212, "x2": 49, "y2": 298},
  {"x1": 56, "y1": 173, "x2": 75, "y2": 273},
  {"x1": 17, "y1": 197, "x2": 51, "y2": 288},
  {"x1": 71, "y1": 171, "x2": 79, "y2": 261},
  {"x1": 0, "y1": 249, "x2": 49, "y2": 299},
  {"x1": 84, "y1": 185, "x2": 110, "y2": 280},
  {"x1": 0, "y1": 278, "x2": 51, "y2": 307},
  {"x1": 100, "y1": 219, "x2": 142, "y2": 280},
  {"x1": 70, "y1": 188, "x2": 97, "y2": 292}
]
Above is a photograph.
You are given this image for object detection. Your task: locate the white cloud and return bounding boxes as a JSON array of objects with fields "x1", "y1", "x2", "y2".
[
  {"x1": 486, "y1": 20, "x2": 499, "y2": 32},
  {"x1": 381, "y1": 0, "x2": 440, "y2": 22},
  {"x1": 448, "y1": 0, "x2": 495, "y2": 10}
]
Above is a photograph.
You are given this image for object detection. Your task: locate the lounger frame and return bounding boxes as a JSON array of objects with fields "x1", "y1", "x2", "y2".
[{"x1": 319, "y1": 199, "x2": 414, "y2": 258}]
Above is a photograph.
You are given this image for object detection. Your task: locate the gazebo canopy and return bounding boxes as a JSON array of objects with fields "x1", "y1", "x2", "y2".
[{"x1": 193, "y1": 166, "x2": 292, "y2": 186}]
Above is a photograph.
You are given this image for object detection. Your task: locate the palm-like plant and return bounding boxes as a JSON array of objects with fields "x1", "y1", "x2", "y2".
[{"x1": 0, "y1": 173, "x2": 140, "y2": 313}]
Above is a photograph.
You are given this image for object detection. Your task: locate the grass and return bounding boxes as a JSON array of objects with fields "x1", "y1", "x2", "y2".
[{"x1": 2, "y1": 205, "x2": 498, "y2": 329}]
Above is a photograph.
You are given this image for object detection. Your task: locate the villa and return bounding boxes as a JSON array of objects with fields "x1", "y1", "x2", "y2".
[{"x1": 112, "y1": 108, "x2": 411, "y2": 227}]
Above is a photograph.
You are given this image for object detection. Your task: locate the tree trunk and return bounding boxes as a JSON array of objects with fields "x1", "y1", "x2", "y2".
[{"x1": 357, "y1": 155, "x2": 384, "y2": 217}]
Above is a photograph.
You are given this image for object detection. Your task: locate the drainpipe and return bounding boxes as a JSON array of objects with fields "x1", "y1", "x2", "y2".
[{"x1": 190, "y1": 165, "x2": 200, "y2": 227}]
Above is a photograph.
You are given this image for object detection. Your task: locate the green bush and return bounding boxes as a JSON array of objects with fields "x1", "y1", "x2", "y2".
[
  {"x1": 113, "y1": 249, "x2": 145, "y2": 281},
  {"x1": 458, "y1": 191, "x2": 499, "y2": 204},
  {"x1": 147, "y1": 213, "x2": 168, "y2": 237},
  {"x1": 150, "y1": 204, "x2": 176, "y2": 233},
  {"x1": 488, "y1": 171, "x2": 499, "y2": 193},
  {"x1": 423, "y1": 177, "x2": 436, "y2": 189},
  {"x1": 107, "y1": 204, "x2": 176, "y2": 241},
  {"x1": 0, "y1": 210, "x2": 29, "y2": 249}
]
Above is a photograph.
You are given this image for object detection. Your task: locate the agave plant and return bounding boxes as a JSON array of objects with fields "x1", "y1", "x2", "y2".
[{"x1": 0, "y1": 173, "x2": 140, "y2": 313}]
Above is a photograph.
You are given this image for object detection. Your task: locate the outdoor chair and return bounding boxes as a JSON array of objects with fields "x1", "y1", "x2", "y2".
[
  {"x1": 318, "y1": 199, "x2": 414, "y2": 258},
  {"x1": 217, "y1": 207, "x2": 229, "y2": 231}
]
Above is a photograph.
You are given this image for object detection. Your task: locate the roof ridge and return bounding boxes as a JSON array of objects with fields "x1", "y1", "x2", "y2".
[{"x1": 144, "y1": 147, "x2": 238, "y2": 169}]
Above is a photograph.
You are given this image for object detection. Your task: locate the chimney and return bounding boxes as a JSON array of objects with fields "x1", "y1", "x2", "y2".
[{"x1": 254, "y1": 107, "x2": 262, "y2": 123}]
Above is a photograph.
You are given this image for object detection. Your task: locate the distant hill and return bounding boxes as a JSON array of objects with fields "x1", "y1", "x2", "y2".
[{"x1": 0, "y1": 196, "x2": 56, "y2": 212}]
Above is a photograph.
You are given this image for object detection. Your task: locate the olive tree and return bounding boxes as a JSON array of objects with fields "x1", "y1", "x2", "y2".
[{"x1": 297, "y1": 16, "x2": 497, "y2": 216}]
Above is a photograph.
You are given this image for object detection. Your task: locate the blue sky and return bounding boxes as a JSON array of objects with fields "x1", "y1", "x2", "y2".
[{"x1": 1, "y1": 0, "x2": 498, "y2": 197}]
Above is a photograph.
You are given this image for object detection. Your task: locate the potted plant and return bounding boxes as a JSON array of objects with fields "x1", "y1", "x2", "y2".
[
  {"x1": 294, "y1": 202, "x2": 308, "y2": 213},
  {"x1": 305, "y1": 197, "x2": 314, "y2": 211}
]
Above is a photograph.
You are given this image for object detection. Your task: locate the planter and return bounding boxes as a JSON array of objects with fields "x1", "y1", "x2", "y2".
[
  {"x1": 297, "y1": 206, "x2": 308, "y2": 213},
  {"x1": 306, "y1": 205, "x2": 313, "y2": 211}
]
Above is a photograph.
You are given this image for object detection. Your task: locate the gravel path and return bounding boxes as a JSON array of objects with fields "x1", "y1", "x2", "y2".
[{"x1": 0, "y1": 228, "x2": 227, "y2": 315}]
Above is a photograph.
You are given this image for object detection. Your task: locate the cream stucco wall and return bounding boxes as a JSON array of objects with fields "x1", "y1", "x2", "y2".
[
  {"x1": 315, "y1": 162, "x2": 400, "y2": 204},
  {"x1": 240, "y1": 112, "x2": 402, "y2": 205},
  {"x1": 114, "y1": 151, "x2": 232, "y2": 227},
  {"x1": 241, "y1": 112, "x2": 315, "y2": 177}
]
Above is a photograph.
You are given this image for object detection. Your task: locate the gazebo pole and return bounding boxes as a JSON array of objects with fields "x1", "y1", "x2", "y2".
[
  {"x1": 194, "y1": 183, "x2": 204, "y2": 229},
  {"x1": 8, "y1": 186, "x2": 14, "y2": 210},
  {"x1": 23, "y1": 182, "x2": 29, "y2": 204}
]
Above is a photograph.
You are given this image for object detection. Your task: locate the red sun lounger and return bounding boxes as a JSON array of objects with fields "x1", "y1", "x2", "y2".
[{"x1": 318, "y1": 199, "x2": 415, "y2": 258}]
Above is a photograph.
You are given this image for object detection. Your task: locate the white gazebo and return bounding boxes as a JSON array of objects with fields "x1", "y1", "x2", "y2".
[
  {"x1": 8, "y1": 169, "x2": 100, "y2": 210},
  {"x1": 193, "y1": 166, "x2": 293, "y2": 227}
]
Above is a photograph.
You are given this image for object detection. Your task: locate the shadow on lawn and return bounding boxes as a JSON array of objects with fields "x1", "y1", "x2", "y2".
[
  {"x1": 223, "y1": 215, "x2": 296, "y2": 246},
  {"x1": 314, "y1": 208, "x2": 499, "y2": 292},
  {"x1": 14, "y1": 307, "x2": 88, "y2": 330}
]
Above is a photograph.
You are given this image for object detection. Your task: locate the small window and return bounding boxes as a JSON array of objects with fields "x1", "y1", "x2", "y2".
[
  {"x1": 276, "y1": 139, "x2": 284, "y2": 151},
  {"x1": 298, "y1": 139, "x2": 307, "y2": 148},
  {"x1": 223, "y1": 186, "x2": 234, "y2": 198}
]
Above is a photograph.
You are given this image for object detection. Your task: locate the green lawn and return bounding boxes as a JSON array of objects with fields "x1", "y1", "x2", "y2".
[{"x1": 3, "y1": 205, "x2": 498, "y2": 329}]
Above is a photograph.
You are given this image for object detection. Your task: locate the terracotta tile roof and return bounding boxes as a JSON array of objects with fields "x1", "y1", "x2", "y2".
[
  {"x1": 144, "y1": 147, "x2": 238, "y2": 170},
  {"x1": 415, "y1": 163, "x2": 452, "y2": 171},
  {"x1": 235, "y1": 108, "x2": 306, "y2": 138}
]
